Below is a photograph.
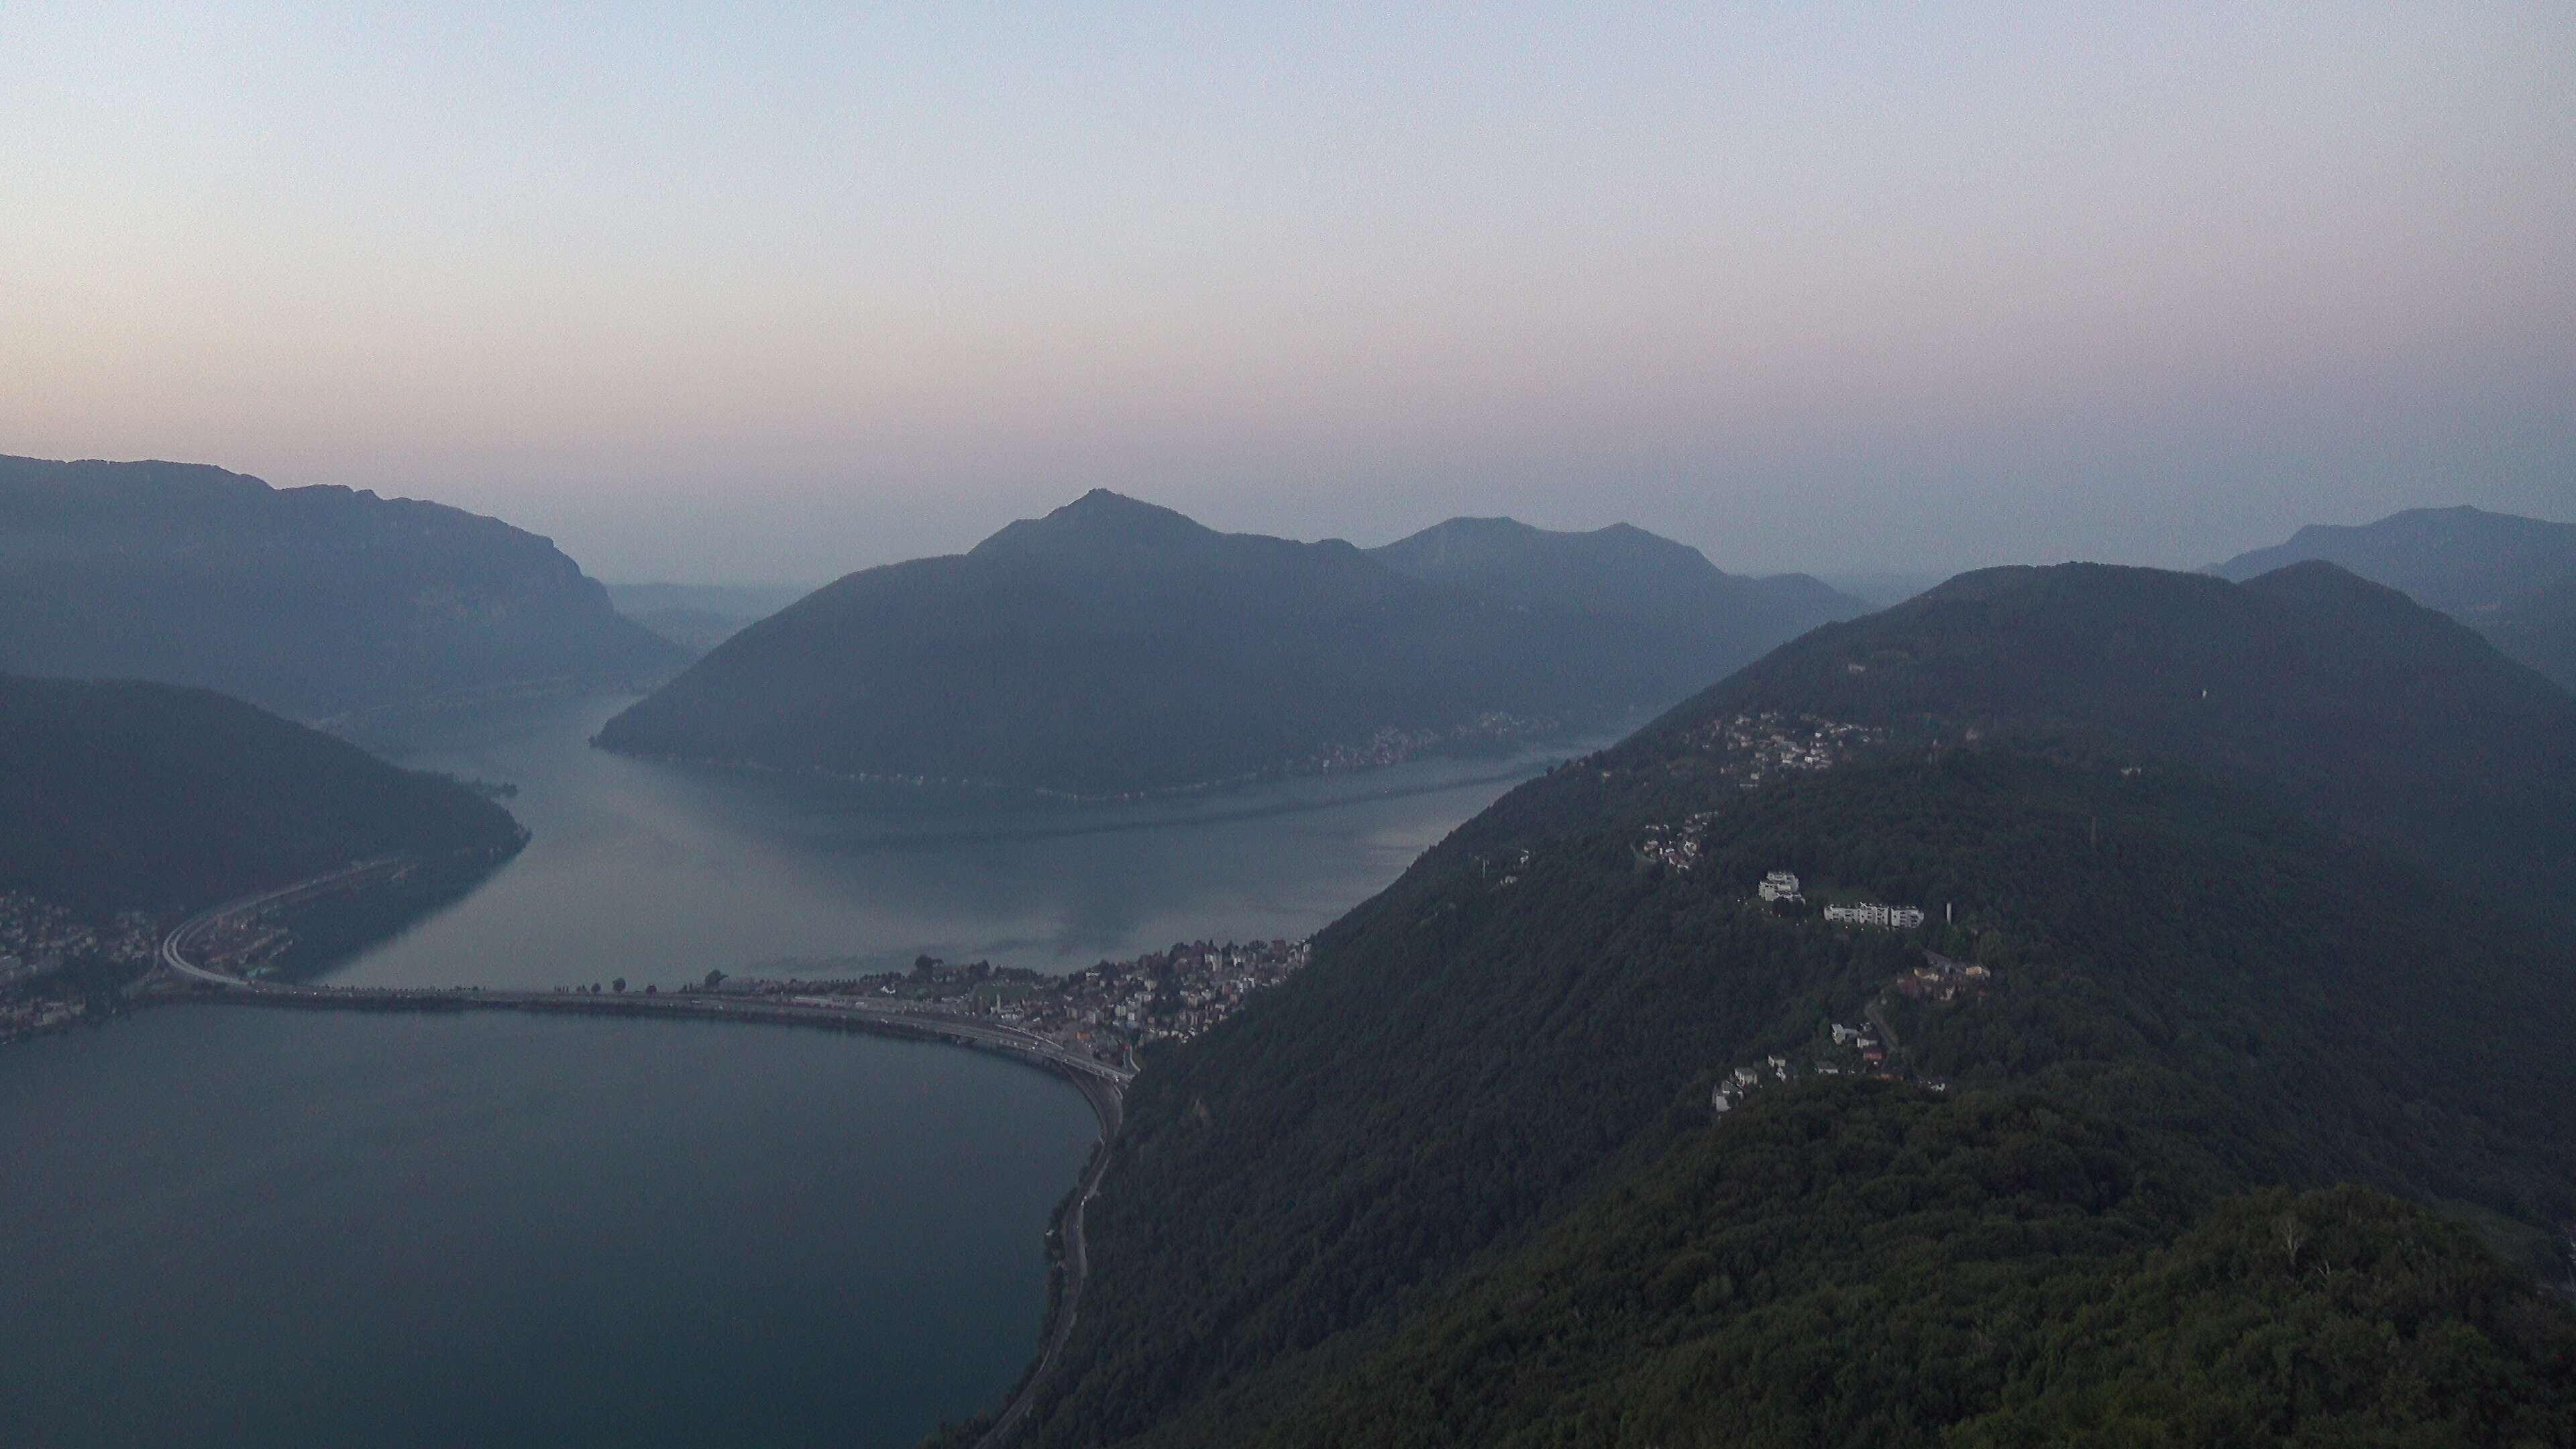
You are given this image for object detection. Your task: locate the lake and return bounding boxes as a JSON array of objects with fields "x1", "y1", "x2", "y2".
[
  {"x1": 1, "y1": 694, "x2": 1574, "y2": 1446},
  {"x1": 0, "y1": 1008, "x2": 1097, "y2": 1449},
  {"x1": 330, "y1": 693, "x2": 1585, "y2": 990}
]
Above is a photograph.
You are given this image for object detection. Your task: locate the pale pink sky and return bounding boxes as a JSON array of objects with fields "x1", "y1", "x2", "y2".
[{"x1": 3, "y1": 3, "x2": 2569, "y2": 582}]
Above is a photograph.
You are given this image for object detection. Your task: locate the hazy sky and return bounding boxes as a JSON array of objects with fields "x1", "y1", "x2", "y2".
[{"x1": 3, "y1": 4, "x2": 2569, "y2": 584}]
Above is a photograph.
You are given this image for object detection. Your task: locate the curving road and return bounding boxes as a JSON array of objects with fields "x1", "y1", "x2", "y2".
[
  {"x1": 975, "y1": 1069, "x2": 1122, "y2": 1448},
  {"x1": 159, "y1": 858, "x2": 409, "y2": 987}
]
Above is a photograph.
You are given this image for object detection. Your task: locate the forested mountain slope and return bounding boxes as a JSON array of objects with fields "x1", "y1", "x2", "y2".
[
  {"x1": 0, "y1": 454, "x2": 682, "y2": 720},
  {"x1": 1597, "y1": 560, "x2": 2576, "y2": 910},
  {"x1": 2216, "y1": 505, "x2": 2576, "y2": 692},
  {"x1": 598, "y1": 493, "x2": 1861, "y2": 796},
  {"x1": 977, "y1": 562, "x2": 2576, "y2": 1448},
  {"x1": 0, "y1": 674, "x2": 523, "y2": 915}
]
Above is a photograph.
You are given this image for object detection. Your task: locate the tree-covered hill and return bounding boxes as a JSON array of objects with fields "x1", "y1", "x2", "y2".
[
  {"x1": 0, "y1": 454, "x2": 683, "y2": 721},
  {"x1": 1594, "y1": 560, "x2": 2576, "y2": 911},
  {"x1": 598, "y1": 492, "x2": 1864, "y2": 797},
  {"x1": 972, "y1": 561, "x2": 2576, "y2": 1448},
  {"x1": 2215, "y1": 505, "x2": 2576, "y2": 692},
  {"x1": 1005, "y1": 753, "x2": 2576, "y2": 1448},
  {"x1": 0, "y1": 674, "x2": 524, "y2": 916}
]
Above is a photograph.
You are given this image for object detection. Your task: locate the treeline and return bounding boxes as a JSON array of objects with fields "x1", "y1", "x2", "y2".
[{"x1": 1284, "y1": 1088, "x2": 2576, "y2": 1448}]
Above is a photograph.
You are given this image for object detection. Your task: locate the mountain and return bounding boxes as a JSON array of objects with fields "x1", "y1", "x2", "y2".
[
  {"x1": 1368, "y1": 517, "x2": 1861, "y2": 683},
  {"x1": 0, "y1": 674, "x2": 523, "y2": 916},
  {"x1": 0, "y1": 454, "x2": 684, "y2": 721},
  {"x1": 1368, "y1": 516, "x2": 1851, "y2": 624},
  {"x1": 961, "y1": 561, "x2": 2576, "y2": 1448},
  {"x1": 2214, "y1": 505, "x2": 2576, "y2": 691},
  {"x1": 1600, "y1": 560, "x2": 2576, "y2": 912},
  {"x1": 596, "y1": 493, "x2": 1865, "y2": 797}
]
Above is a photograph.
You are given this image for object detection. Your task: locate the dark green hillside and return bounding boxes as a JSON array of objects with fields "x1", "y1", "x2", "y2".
[
  {"x1": 1290, "y1": 1123, "x2": 2576, "y2": 1449},
  {"x1": 0, "y1": 674, "x2": 523, "y2": 915},
  {"x1": 0, "y1": 453, "x2": 682, "y2": 720},
  {"x1": 1595, "y1": 561, "x2": 2576, "y2": 910},
  {"x1": 599, "y1": 493, "x2": 1859, "y2": 796},
  {"x1": 2216, "y1": 505, "x2": 2576, "y2": 692},
  {"x1": 1006, "y1": 748, "x2": 2576, "y2": 1447}
]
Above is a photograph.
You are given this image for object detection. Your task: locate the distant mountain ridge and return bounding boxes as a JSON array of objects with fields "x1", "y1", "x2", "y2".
[
  {"x1": 595, "y1": 492, "x2": 1867, "y2": 796},
  {"x1": 1367, "y1": 515, "x2": 1853, "y2": 634},
  {"x1": 2214, "y1": 504, "x2": 2576, "y2": 691},
  {"x1": 0, "y1": 454, "x2": 684, "y2": 720}
]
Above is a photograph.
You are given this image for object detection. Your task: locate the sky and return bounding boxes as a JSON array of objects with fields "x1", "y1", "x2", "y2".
[{"x1": 3, "y1": 3, "x2": 2569, "y2": 585}]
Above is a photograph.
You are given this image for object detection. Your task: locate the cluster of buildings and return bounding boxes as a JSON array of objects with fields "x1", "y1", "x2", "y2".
[
  {"x1": 0, "y1": 993, "x2": 86, "y2": 1041},
  {"x1": 1823, "y1": 901, "x2": 1928, "y2": 930},
  {"x1": 694, "y1": 937, "x2": 1314, "y2": 1067},
  {"x1": 1690, "y1": 712, "x2": 1886, "y2": 788},
  {"x1": 1892, "y1": 951, "x2": 1991, "y2": 1003},
  {"x1": 1711, "y1": 1002, "x2": 1961, "y2": 1117},
  {"x1": 1748, "y1": 870, "x2": 1929, "y2": 930},
  {"x1": 1305, "y1": 712, "x2": 1553, "y2": 777},
  {"x1": 1711, "y1": 1016, "x2": 1911, "y2": 1112},
  {"x1": 1635, "y1": 814, "x2": 1717, "y2": 872},
  {"x1": 0, "y1": 892, "x2": 156, "y2": 970},
  {"x1": 0, "y1": 892, "x2": 160, "y2": 1044},
  {"x1": 1711, "y1": 957, "x2": 1994, "y2": 1117}
]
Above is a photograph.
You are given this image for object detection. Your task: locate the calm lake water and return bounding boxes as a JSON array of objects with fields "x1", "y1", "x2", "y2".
[
  {"x1": 330, "y1": 693, "x2": 1585, "y2": 989},
  {"x1": 2, "y1": 694, "x2": 1574, "y2": 1446},
  {"x1": 1, "y1": 1008, "x2": 1096, "y2": 1449}
]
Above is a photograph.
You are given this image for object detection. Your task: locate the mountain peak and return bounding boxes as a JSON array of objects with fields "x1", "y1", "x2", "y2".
[{"x1": 969, "y1": 490, "x2": 1220, "y2": 559}]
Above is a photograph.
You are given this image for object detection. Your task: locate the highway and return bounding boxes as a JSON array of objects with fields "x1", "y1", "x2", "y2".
[{"x1": 158, "y1": 858, "x2": 411, "y2": 987}]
